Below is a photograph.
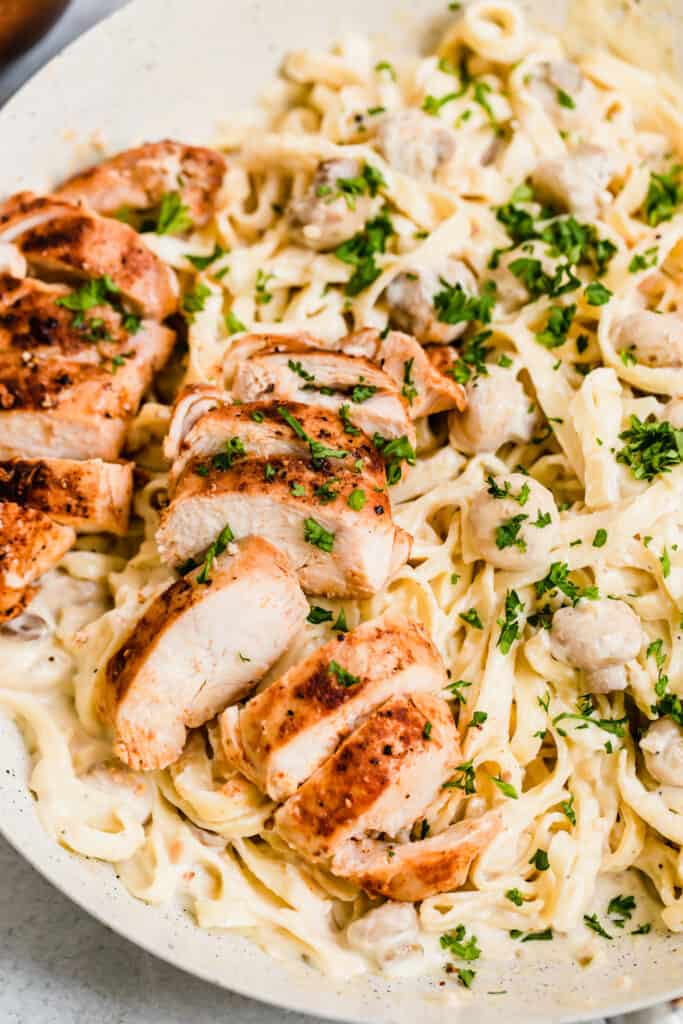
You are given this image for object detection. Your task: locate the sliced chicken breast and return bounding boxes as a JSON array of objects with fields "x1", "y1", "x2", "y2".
[
  {"x1": 163, "y1": 383, "x2": 228, "y2": 462},
  {"x1": 0, "y1": 193, "x2": 178, "y2": 319},
  {"x1": 56, "y1": 140, "x2": 227, "y2": 227},
  {"x1": 332, "y1": 809, "x2": 502, "y2": 901},
  {"x1": 275, "y1": 692, "x2": 458, "y2": 862},
  {"x1": 228, "y1": 335, "x2": 414, "y2": 443},
  {"x1": 0, "y1": 275, "x2": 175, "y2": 459},
  {"x1": 0, "y1": 501, "x2": 74, "y2": 621},
  {"x1": 102, "y1": 536, "x2": 308, "y2": 772},
  {"x1": 156, "y1": 449, "x2": 410, "y2": 597},
  {"x1": 166, "y1": 399, "x2": 377, "y2": 490},
  {"x1": 219, "y1": 613, "x2": 447, "y2": 801},
  {"x1": 0, "y1": 457, "x2": 133, "y2": 534},
  {"x1": 340, "y1": 328, "x2": 467, "y2": 417}
]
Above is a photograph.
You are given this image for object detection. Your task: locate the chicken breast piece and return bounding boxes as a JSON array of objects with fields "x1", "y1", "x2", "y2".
[
  {"x1": 167, "y1": 399, "x2": 377, "y2": 491},
  {"x1": 531, "y1": 144, "x2": 619, "y2": 222},
  {"x1": 56, "y1": 140, "x2": 227, "y2": 227},
  {"x1": 340, "y1": 328, "x2": 467, "y2": 417},
  {"x1": 449, "y1": 365, "x2": 537, "y2": 454},
  {"x1": 163, "y1": 383, "x2": 228, "y2": 462},
  {"x1": 384, "y1": 259, "x2": 479, "y2": 344},
  {"x1": 0, "y1": 501, "x2": 74, "y2": 621},
  {"x1": 102, "y1": 536, "x2": 308, "y2": 772},
  {"x1": 275, "y1": 692, "x2": 458, "y2": 862},
  {"x1": 375, "y1": 110, "x2": 457, "y2": 182},
  {"x1": 287, "y1": 158, "x2": 376, "y2": 252},
  {"x1": 0, "y1": 275, "x2": 175, "y2": 459},
  {"x1": 0, "y1": 193, "x2": 178, "y2": 319},
  {"x1": 612, "y1": 310, "x2": 683, "y2": 369},
  {"x1": 332, "y1": 809, "x2": 502, "y2": 901},
  {"x1": 0, "y1": 457, "x2": 133, "y2": 535},
  {"x1": 229, "y1": 336, "x2": 414, "y2": 443},
  {"x1": 219, "y1": 613, "x2": 447, "y2": 801},
  {"x1": 156, "y1": 449, "x2": 410, "y2": 597}
]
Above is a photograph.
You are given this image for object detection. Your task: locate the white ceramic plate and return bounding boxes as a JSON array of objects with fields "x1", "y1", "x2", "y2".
[{"x1": 1, "y1": 1, "x2": 683, "y2": 1019}]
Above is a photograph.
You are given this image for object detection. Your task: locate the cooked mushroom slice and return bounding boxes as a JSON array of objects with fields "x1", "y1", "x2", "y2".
[
  {"x1": 340, "y1": 328, "x2": 467, "y2": 417},
  {"x1": 549, "y1": 598, "x2": 642, "y2": 692},
  {"x1": 612, "y1": 311, "x2": 683, "y2": 369},
  {"x1": 0, "y1": 275, "x2": 175, "y2": 460},
  {"x1": 275, "y1": 693, "x2": 458, "y2": 863},
  {"x1": 56, "y1": 140, "x2": 227, "y2": 227},
  {"x1": 219, "y1": 613, "x2": 447, "y2": 801},
  {"x1": 167, "y1": 399, "x2": 375, "y2": 491},
  {"x1": 156, "y1": 448, "x2": 411, "y2": 598},
  {"x1": 0, "y1": 501, "x2": 74, "y2": 622},
  {"x1": 449, "y1": 366, "x2": 537, "y2": 454},
  {"x1": 527, "y1": 60, "x2": 595, "y2": 124},
  {"x1": 287, "y1": 158, "x2": 377, "y2": 251},
  {"x1": 102, "y1": 536, "x2": 308, "y2": 772},
  {"x1": 333, "y1": 809, "x2": 501, "y2": 902},
  {"x1": 0, "y1": 193, "x2": 178, "y2": 319},
  {"x1": 384, "y1": 259, "x2": 478, "y2": 343},
  {"x1": 375, "y1": 110, "x2": 457, "y2": 182},
  {"x1": 640, "y1": 718, "x2": 683, "y2": 786},
  {"x1": 467, "y1": 472, "x2": 559, "y2": 571},
  {"x1": 0, "y1": 457, "x2": 133, "y2": 535},
  {"x1": 231, "y1": 341, "x2": 414, "y2": 442},
  {"x1": 531, "y1": 144, "x2": 620, "y2": 221}
]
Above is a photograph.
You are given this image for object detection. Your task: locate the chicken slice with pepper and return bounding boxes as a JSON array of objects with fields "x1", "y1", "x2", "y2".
[
  {"x1": 102, "y1": 536, "x2": 307, "y2": 772},
  {"x1": 0, "y1": 457, "x2": 133, "y2": 535},
  {"x1": 219, "y1": 613, "x2": 447, "y2": 801},
  {"x1": 0, "y1": 501, "x2": 74, "y2": 622},
  {"x1": 56, "y1": 139, "x2": 227, "y2": 228}
]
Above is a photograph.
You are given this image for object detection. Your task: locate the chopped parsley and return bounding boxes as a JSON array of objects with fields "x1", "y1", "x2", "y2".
[
  {"x1": 255, "y1": 269, "x2": 274, "y2": 304},
  {"x1": 445, "y1": 760, "x2": 476, "y2": 794},
  {"x1": 497, "y1": 589, "x2": 523, "y2": 654},
  {"x1": 529, "y1": 848, "x2": 550, "y2": 872},
  {"x1": 490, "y1": 774, "x2": 518, "y2": 799},
  {"x1": 401, "y1": 358, "x2": 418, "y2": 405},
  {"x1": 536, "y1": 303, "x2": 576, "y2": 349},
  {"x1": 467, "y1": 710, "x2": 488, "y2": 730},
  {"x1": 460, "y1": 608, "x2": 484, "y2": 629},
  {"x1": 225, "y1": 310, "x2": 247, "y2": 334},
  {"x1": 184, "y1": 524, "x2": 235, "y2": 585},
  {"x1": 181, "y1": 282, "x2": 211, "y2": 322},
  {"x1": 660, "y1": 547, "x2": 671, "y2": 578},
  {"x1": 520, "y1": 928, "x2": 553, "y2": 943},
  {"x1": 506, "y1": 888, "x2": 524, "y2": 906},
  {"x1": 335, "y1": 210, "x2": 394, "y2": 296},
  {"x1": 372, "y1": 433, "x2": 416, "y2": 484},
  {"x1": 495, "y1": 514, "x2": 528, "y2": 551},
  {"x1": 210, "y1": 437, "x2": 247, "y2": 471},
  {"x1": 434, "y1": 279, "x2": 496, "y2": 326},
  {"x1": 350, "y1": 378, "x2": 378, "y2": 403},
  {"x1": 607, "y1": 894, "x2": 636, "y2": 927},
  {"x1": 186, "y1": 242, "x2": 227, "y2": 271},
  {"x1": 347, "y1": 488, "x2": 366, "y2": 511},
  {"x1": 643, "y1": 164, "x2": 683, "y2": 226},
  {"x1": 584, "y1": 914, "x2": 612, "y2": 940},
  {"x1": 561, "y1": 794, "x2": 576, "y2": 825},
  {"x1": 307, "y1": 605, "x2": 334, "y2": 625},
  {"x1": 328, "y1": 660, "x2": 360, "y2": 687},
  {"x1": 509, "y1": 257, "x2": 580, "y2": 299},
  {"x1": 290, "y1": 481, "x2": 306, "y2": 497},
  {"x1": 616, "y1": 416, "x2": 683, "y2": 481},
  {"x1": 423, "y1": 721, "x2": 433, "y2": 740},
  {"x1": 303, "y1": 517, "x2": 334, "y2": 552},
  {"x1": 440, "y1": 925, "x2": 481, "y2": 961},
  {"x1": 556, "y1": 88, "x2": 575, "y2": 109},
  {"x1": 628, "y1": 246, "x2": 659, "y2": 273},
  {"x1": 592, "y1": 528, "x2": 608, "y2": 548},
  {"x1": 584, "y1": 281, "x2": 612, "y2": 306},
  {"x1": 446, "y1": 330, "x2": 492, "y2": 384},
  {"x1": 446, "y1": 678, "x2": 472, "y2": 703},
  {"x1": 374, "y1": 60, "x2": 397, "y2": 80},
  {"x1": 332, "y1": 608, "x2": 349, "y2": 633},
  {"x1": 457, "y1": 969, "x2": 476, "y2": 989},
  {"x1": 339, "y1": 404, "x2": 360, "y2": 436},
  {"x1": 154, "y1": 191, "x2": 192, "y2": 235}
]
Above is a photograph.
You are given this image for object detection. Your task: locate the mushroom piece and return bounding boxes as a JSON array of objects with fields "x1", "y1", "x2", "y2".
[
  {"x1": 531, "y1": 144, "x2": 621, "y2": 222},
  {"x1": 612, "y1": 311, "x2": 683, "y2": 369},
  {"x1": 641, "y1": 718, "x2": 683, "y2": 786},
  {"x1": 527, "y1": 60, "x2": 596, "y2": 126},
  {"x1": 549, "y1": 598, "x2": 642, "y2": 692},
  {"x1": 384, "y1": 259, "x2": 479, "y2": 344},
  {"x1": 375, "y1": 110, "x2": 457, "y2": 182},
  {"x1": 449, "y1": 366, "x2": 537, "y2": 454},
  {"x1": 287, "y1": 158, "x2": 376, "y2": 251},
  {"x1": 467, "y1": 472, "x2": 560, "y2": 571},
  {"x1": 487, "y1": 240, "x2": 561, "y2": 312}
]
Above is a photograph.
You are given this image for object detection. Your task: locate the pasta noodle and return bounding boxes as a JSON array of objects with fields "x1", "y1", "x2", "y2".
[{"x1": 3, "y1": 0, "x2": 683, "y2": 982}]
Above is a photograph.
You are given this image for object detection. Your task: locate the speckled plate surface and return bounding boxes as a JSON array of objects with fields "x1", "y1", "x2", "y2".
[{"x1": 0, "y1": 1, "x2": 682, "y2": 1020}]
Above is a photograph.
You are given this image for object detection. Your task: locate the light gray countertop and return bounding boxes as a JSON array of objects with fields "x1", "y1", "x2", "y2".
[{"x1": 0, "y1": 5, "x2": 678, "y2": 1024}]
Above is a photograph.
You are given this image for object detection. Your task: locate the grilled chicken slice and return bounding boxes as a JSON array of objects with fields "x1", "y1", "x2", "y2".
[
  {"x1": 163, "y1": 383, "x2": 228, "y2": 463},
  {"x1": 275, "y1": 692, "x2": 458, "y2": 862},
  {"x1": 0, "y1": 275, "x2": 175, "y2": 459},
  {"x1": 56, "y1": 140, "x2": 227, "y2": 227},
  {"x1": 0, "y1": 501, "x2": 74, "y2": 621},
  {"x1": 0, "y1": 193, "x2": 178, "y2": 319},
  {"x1": 166, "y1": 399, "x2": 377, "y2": 490},
  {"x1": 340, "y1": 328, "x2": 467, "y2": 418},
  {"x1": 228, "y1": 334, "x2": 414, "y2": 443},
  {"x1": 332, "y1": 810, "x2": 502, "y2": 901},
  {"x1": 219, "y1": 614, "x2": 447, "y2": 801},
  {"x1": 157, "y1": 447, "x2": 410, "y2": 597},
  {"x1": 0, "y1": 457, "x2": 133, "y2": 534},
  {"x1": 102, "y1": 536, "x2": 308, "y2": 772}
]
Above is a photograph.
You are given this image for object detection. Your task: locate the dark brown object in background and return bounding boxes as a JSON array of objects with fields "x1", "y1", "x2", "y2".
[{"x1": 0, "y1": 0, "x2": 70, "y2": 63}]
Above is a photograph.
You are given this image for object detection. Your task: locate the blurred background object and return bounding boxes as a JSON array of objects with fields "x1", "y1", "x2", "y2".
[{"x1": 0, "y1": 0, "x2": 71, "y2": 62}]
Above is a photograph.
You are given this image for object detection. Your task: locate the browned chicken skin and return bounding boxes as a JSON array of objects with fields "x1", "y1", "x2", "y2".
[
  {"x1": 103, "y1": 536, "x2": 308, "y2": 771},
  {"x1": 0, "y1": 501, "x2": 74, "y2": 621},
  {"x1": 56, "y1": 140, "x2": 227, "y2": 227},
  {"x1": 0, "y1": 275, "x2": 175, "y2": 459},
  {"x1": 0, "y1": 456, "x2": 133, "y2": 535},
  {"x1": 0, "y1": 193, "x2": 179, "y2": 319}
]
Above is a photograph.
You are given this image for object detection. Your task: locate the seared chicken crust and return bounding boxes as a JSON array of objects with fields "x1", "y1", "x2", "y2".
[{"x1": 0, "y1": 501, "x2": 74, "y2": 621}]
